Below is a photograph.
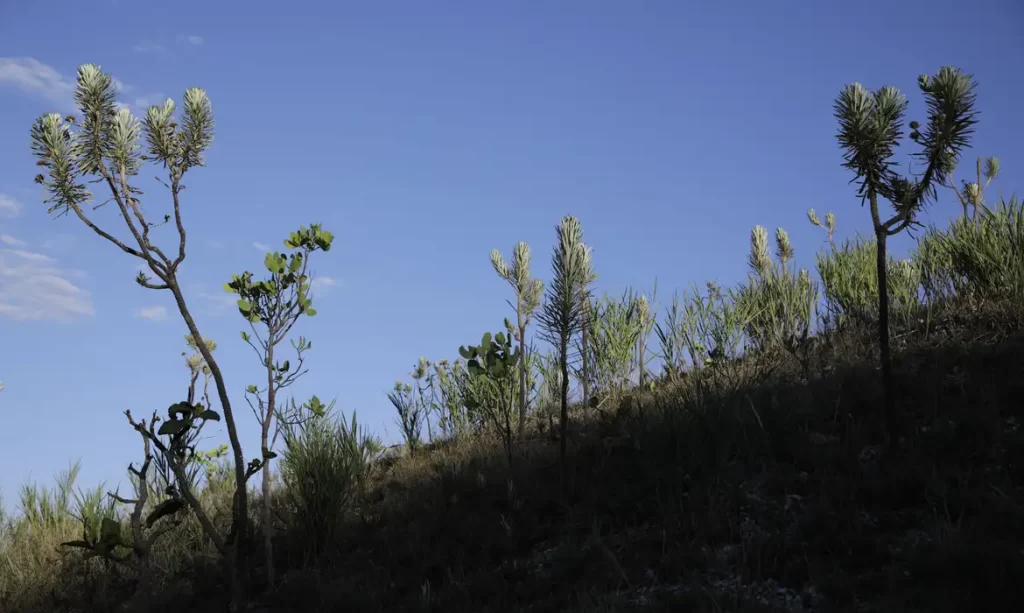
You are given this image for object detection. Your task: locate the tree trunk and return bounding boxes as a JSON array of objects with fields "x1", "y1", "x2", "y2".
[
  {"x1": 638, "y1": 336, "x2": 646, "y2": 388},
  {"x1": 559, "y1": 336, "x2": 570, "y2": 501},
  {"x1": 517, "y1": 316, "x2": 527, "y2": 442},
  {"x1": 874, "y1": 224, "x2": 895, "y2": 444},
  {"x1": 263, "y1": 343, "x2": 276, "y2": 591},
  {"x1": 505, "y1": 383, "x2": 514, "y2": 469},
  {"x1": 168, "y1": 281, "x2": 248, "y2": 611},
  {"x1": 581, "y1": 295, "x2": 590, "y2": 407}
]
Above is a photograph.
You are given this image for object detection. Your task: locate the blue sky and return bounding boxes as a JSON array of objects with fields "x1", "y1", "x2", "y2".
[{"x1": 1, "y1": 0, "x2": 1021, "y2": 507}]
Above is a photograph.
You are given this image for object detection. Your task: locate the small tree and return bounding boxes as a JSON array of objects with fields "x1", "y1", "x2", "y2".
[
  {"x1": 459, "y1": 326, "x2": 521, "y2": 468},
  {"x1": 224, "y1": 223, "x2": 334, "y2": 589},
  {"x1": 29, "y1": 64, "x2": 253, "y2": 609},
  {"x1": 833, "y1": 66, "x2": 978, "y2": 438},
  {"x1": 61, "y1": 407, "x2": 193, "y2": 613},
  {"x1": 388, "y1": 380, "x2": 425, "y2": 451},
  {"x1": 145, "y1": 334, "x2": 222, "y2": 497},
  {"x1": 537, "y1": 216, "x2": 593, "y2": 497},
  {"x1": 490, "y1": 242, "x2": 544, "y2": 442}
]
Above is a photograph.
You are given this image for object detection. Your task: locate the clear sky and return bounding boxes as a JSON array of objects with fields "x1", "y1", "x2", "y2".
[{"x1": 1, "y1": 0, "x2": 1021, "y2": 507}]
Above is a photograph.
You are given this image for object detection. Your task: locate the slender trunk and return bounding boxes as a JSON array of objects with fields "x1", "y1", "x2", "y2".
[
  {"x1": 263, "y1": 341, "x2": 276, "y2": 591},
  {"x1": 638, "y1": 335, "x2": 646, "y2": 388},
  {"x1": 505, "y1": 384, "x2": 514, "y2": 469},
  {"x1": 167, "y1": 280, "x2": 248, "y2": 611},
  {"x1": 558, "y1": 335, "x2": 570, "y2": 501},
  {"x1": 581, "y1": 295, "x2": 590, "y2": 406},
  {"x1": 870, "y1": 190, "x2": 895, "y2": 445},
  {"x1": 875, "y1": 229, "x2": 894, "y2": 440},
  {"x1": 517, "y1": 317, "x2": 527, "y2": 442},
  {"x1": 129, "y1": 470, "x2": 151, "y2": 613}
]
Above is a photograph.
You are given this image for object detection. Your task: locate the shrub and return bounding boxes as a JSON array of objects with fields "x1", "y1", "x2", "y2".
[
  {"x1": 734, "y1": 226, "x2": 818, "y2": 366},
  {"x1": 814, "y1": 232, "x2": 921, "y2": 331},
  {"x1": 280, "y1": 410, "x2": 380, "y2": 560},
  {"x1": 916, "y1": 195, "x2": 1024, "y2": 305}
]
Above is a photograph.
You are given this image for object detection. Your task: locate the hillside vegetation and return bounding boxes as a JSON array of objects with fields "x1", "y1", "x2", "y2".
[{"x1": 1, "y1": 64, "x2": 1022, "y2": 613}]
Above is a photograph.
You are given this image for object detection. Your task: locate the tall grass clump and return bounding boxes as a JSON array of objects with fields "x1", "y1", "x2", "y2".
[
  {"x1": 811, "y1": 221, "x2": 922, "y2": 332},
  {"x1": 0, "y1": 463, "x2": 121, "y2": 608},
  {"x1": 280, "y1": 409, "x2": 381, "y2": 560},
  {"x1": 916, "y1": 195, "x2": 1024, "y2": 305},
  {"x1": 580, "y1": 289, "x2": 645, "y2": 404},
  {"x1": 734, "y1": 225, "x2": 818, "y2": 374}
]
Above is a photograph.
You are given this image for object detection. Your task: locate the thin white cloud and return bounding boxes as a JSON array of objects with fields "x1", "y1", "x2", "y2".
[
  {"x1": 252, "y1": 242, "x2": 270, "y2": 252},
  {"x1": 41, "y1": 233, "x2": 76, "y2": 252},
  {"x1": 0, "y1": 193, "x2": 22, "y2": 219},
  {"x1": 183, "y1": 34, "x2": 204, "y2": 46},
  {"x1": 132, "y1": 42, "x2": 167, "y2": 55},
  {"x1": 0, "y1": 57, "x2": 76, "y2": 111},
  {"x1": 311, "y1": 275, "x2": 339, "y2": 294},
  {"x1": 0, "y1": 57, "x2": 164, "y2": 118},
  {"x1": 6, "y1": 249, "x2": 52, "y2": 263},
  {"x1": 135, "y1": 305, "x2": 168, "y2": 321},
  {"x1": 0, "y1": 248, "x2": 94, "y2": 321},
  {"x1": 198, "y1": 291, "x2": 237, "y2": 316},
  {"x1": 0, "y1": 234, "x2": 26, "y2": 247}
]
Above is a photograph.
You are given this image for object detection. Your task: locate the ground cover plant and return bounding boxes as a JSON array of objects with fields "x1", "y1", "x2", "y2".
[{"x1": 1, "y1": 63, "x2": 1022, "y2": 613}]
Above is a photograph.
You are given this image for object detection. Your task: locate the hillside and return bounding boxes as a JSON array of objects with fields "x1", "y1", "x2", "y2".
[{"x1": 4, "y1": 300, "x2": 1023, "y2": 613}]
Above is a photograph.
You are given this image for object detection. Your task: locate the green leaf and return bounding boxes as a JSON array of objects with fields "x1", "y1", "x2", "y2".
[
  {"x1": 304, "y1": 307, "x2": 317, "y2": 317},
  {"x1": 246, "y1": 384, "x2": 258, "y2": 393},
  {"x1": 167, "y1": 402, "x2": 194, "y2": 419},
  {"x1": 237, "y1": 299, "x2": 252, "y2": 313},
  {"x1": 158, "y1": 419, "x2": 189, "y2": 436},
  {"x1": 262, "y1": 449, "x2": 278, "y2": 460},
  {"x1": 145, "y1": 498, "x2": 186, "y2": 528},
  {"x1": 458, "y1": 346, "x2": 475, "y2": 360},
  {"x1": 241, "y1": 331, "x2": 250, "y2": 342},
  {"x1": 198, "y1": 409, "x2": 221, "y2": 421}
]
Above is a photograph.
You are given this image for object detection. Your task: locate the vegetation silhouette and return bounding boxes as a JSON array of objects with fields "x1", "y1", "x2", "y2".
[{"x1": 2, "y1": 63, "x2": 1022, "y2": 613}]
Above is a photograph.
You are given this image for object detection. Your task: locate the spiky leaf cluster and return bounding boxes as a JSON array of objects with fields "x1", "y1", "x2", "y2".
[
  {"x1": 834, "y1": 67, "x2": 978, "y2": 231},
  {"x1": 807, "y1": 208, "x2": 837, "y2": 242},
  {"x1": 491, "y1": 242, "x2": 544, "y2": 327},
  {"x1": 537, "y1": 216, "x2": 594, "y2": 350},
  {"x1": 30, "y1": 64, "x2": 215, "y2": 217}
]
